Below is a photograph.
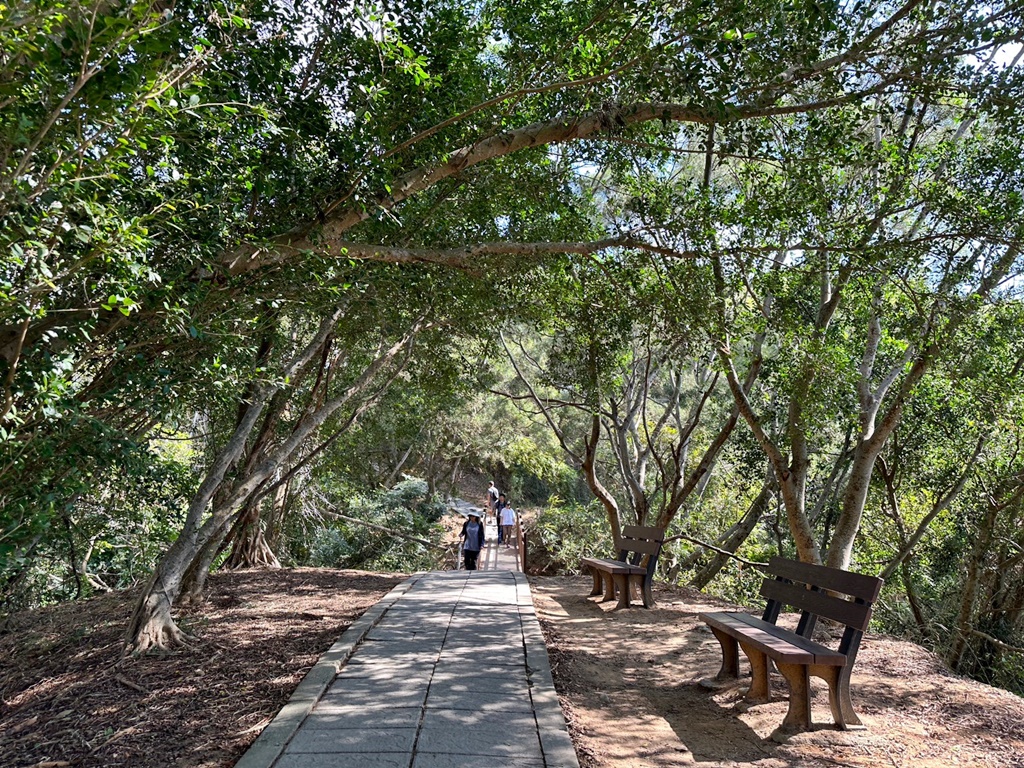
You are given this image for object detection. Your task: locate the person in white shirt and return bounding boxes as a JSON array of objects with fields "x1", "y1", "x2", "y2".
[{"x1": 500, "y1": 504, "x2": 516, "y2": 549}]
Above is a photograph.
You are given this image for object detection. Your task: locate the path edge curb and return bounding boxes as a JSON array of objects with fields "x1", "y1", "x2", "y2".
[
  {"x1": 233, "y1": 574, "x2": 421, "y2": 768},
  {"x1": 515, "y1": 571, "x2": 581, "y2": 768}
]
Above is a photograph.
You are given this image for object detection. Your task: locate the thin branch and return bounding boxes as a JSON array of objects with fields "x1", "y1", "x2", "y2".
[{"x1": 663, "y1": 533, "x2": 769, "y2": 569}]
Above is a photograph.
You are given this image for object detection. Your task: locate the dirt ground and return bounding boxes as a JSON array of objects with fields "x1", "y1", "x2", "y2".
[
  {"x1": 0, "y1": 568, "x2": 402, "y2": 768},
  {"x1": 532, "y1": 575, "x2": 1024, "y2": 768},
  {"x1": 3, "y1": 568, "x2": 1024, "y2": 768}
]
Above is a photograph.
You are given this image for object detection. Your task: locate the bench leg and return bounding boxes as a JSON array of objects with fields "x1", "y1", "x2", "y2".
[
  {"x1": 600, "y1": 572, "x2": 616, "y2": 602},
  {"x1": 813, "y1": 664, "x2": 864, "y2": 730},
  {"x1": 623, "y1": 574, "x2": 642, "y2": 605},
  {"x1": 612, "y1": 573, "x2": 631, "y2": 608},
  {"x1": 775, "y1": 661, "x2": 813, "y2": 733},
  {"x1": 708, "y1": 627, "x2": 740, "y2": 680},
  {"x1": 639, "y1": 576, "x2": 655, "y2": 608},
  {"x1": 588, "y1": 567, "x2": 603, "y2": 597},
  {"x1": 738, "y1": 644, "x2": 770, "y2": 703},
  {"x1": 622, "y1": 577, "x2": 647, "y2": 606}
]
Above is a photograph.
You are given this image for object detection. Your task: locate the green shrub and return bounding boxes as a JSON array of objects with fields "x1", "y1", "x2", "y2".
[
  {"x1": 530, "y1": 498, "x2": 610, "y2": 574},
  {"x1": 305, "y1": 477, "x2": 448, "y2": 572}
]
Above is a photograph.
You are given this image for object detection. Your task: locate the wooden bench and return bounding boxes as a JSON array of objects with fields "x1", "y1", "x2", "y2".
[
  {"x1": 581, "y1": 525, "x2": 665, "y2": 609},
  {"x1": 699, "y1": 556, "x2": 883, "y2": 733}
]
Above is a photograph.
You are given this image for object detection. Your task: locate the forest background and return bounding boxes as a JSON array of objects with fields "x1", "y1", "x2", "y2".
[{"x1": 2, "y1": 0, "x2": 1024, "y2": 698}]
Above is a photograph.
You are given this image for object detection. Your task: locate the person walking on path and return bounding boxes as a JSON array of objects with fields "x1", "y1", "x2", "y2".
[
  {"x1": 485, "y1": 481, "x2": 500, "y2": 521},
  {"x1": 500, "y1": 503, "x2": 517, "y2": 549},
  {"x1": 460, "y1": 512, "x2": 485, "y2": 570},
  {"x1": 495, "y1": 493, "x2": 507, "y2": 543}
]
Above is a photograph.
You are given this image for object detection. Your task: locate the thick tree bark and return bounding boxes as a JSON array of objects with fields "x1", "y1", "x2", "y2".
[
  {"x1": 265, "y1": 479, "x2": 291, "y2": 552},
  {"x1": 223, "y1": 499, "x2": 282, "y2": 571},
  {"x1": 179, "y1": 512, "x2": 237, "y2": 605}
]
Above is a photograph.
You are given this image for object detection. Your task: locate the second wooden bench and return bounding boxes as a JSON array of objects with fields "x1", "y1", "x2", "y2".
[{"x1": 699, "y1": 556, "x2": 883, "y2": 733}]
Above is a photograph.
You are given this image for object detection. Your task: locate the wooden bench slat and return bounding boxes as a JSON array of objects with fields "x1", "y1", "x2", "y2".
[
  {"x1": 767, "y1": 556, "x2": 883, "y2": 602},
  {"x1": 761, "y1": 579, "x2": 874, "y2": 630},
  {"x1": 621, "y1": 525, "x2": 666, "y2": 541},
  {"x1": 702, "y1": 611, "x2": 848, "y2": 665},
  {"x1": 617, "y1": 539, "x2": 661, "y2": 557},
  {"x1": 701, "y1": 612, "x2": 816, "y2": 664},
  {"x1": 580, "y1": 557, "x2": 645, "y2": 575}
]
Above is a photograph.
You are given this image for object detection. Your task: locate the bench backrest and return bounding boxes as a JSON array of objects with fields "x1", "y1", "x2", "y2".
[
  {"x1": 616, "y1": 525, "x2": 666, "y2": 575},
  {"x1": 760, "y1": 556, "x2": 884, "y2": 661}
]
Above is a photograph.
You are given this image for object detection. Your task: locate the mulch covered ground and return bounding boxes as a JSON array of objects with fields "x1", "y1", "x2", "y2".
[
  {"x1": 5, "y1": 567, "x2": 1024, "y2": 768},
  {"x1": 0, "y1": 568, "x2": 402, "y2": 768}
]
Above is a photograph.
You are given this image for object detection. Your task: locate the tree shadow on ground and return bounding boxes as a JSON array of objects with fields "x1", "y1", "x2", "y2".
[{"x1": 531, "y1": 573, "x2": 1024, "y2": 768}]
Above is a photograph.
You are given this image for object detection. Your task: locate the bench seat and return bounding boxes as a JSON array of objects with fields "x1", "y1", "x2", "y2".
[
  {"x1": 700, "y1": 612, "x2": 847, "y2": 666},
  {"x1": 580, "y1": 556, "x2": 646, "y2": 576}
]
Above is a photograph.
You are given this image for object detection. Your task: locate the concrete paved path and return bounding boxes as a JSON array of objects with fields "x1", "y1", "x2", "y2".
[{"x1": 235, "y1": 568, "x2": 579, "y2": 768}]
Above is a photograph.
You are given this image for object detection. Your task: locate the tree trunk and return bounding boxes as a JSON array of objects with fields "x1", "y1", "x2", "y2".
[
  {"x1": 901, "y1": 558, "x2": 929, "y2": 638},
  {"x1": 689, "y1": 478, "x2": 772, "y2": 589},
  {"x1": 948, "y1": 498, "x2": 999, "y2": 671},
  {"x1": 712, "y1": 256, "x2": 822, "y2": 564},
  {"x1": 124, "y1": 392, "x2": 270, "y2": 653},
  {"x1": 828, "y1": 246, "x2": 1019, "y2": 571},
  {"x1": 124, "y1": 307, "x2": 375, "y2": 653},
  {"x1": 265, "y1": 479, "x2": 290, "y2": 551},
  {"x1": 582, "y1": 412, "x2": 621, "y2": 545},
  {"x1": 385, "y1": 443, "x2": 416, "y2": 488},
  {"x1": 179, "y1": 512, "x2": 237, "y2": 605},
  {"x1": 224, "y1": 501, "x2": 282, "y2": 570}
]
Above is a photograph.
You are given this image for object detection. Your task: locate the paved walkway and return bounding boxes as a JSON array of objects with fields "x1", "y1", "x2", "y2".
[{"x1": 236, "y1": 537, "x2": 577, "y2": 768}]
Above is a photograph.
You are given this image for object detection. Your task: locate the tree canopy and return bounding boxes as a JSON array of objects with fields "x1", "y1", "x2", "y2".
[{"x1": 2, "y1": 0, "x2": 1024, "y2": 688}]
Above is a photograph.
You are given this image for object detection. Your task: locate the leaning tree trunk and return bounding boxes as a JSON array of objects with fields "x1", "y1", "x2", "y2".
[
  {"x1": 124, "y1": 392, "x2": 270, "y2": 653},
  {"x1": 124, "y1": 308, "x2": 347, "y2": 653},
  {"x1": 124, "y1": 511, "x2": 226, "y2": 653},
  {"x1": 179, "y1": 512, "x2": 237, "y2": 605},
  {"x1": 689, "y1": 478, "x2": 773, "y2": 589},
  {"x1": 582, "y1": 412, "x2": 621, "y2": 545},
  {"x1": 948, "y1": 496, "x2": 999, "y2": 671},
  {"x1": 654, "y1": 408, "x2": 738, "y2": 531},
  {"x1": 126, "y1": 321, "x2": 415, "y2": 653}
]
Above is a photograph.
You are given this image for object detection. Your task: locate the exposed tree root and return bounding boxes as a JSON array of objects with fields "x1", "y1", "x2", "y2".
[{"x1": 125, "y1": 590, "x2": 193, "y2": 656}]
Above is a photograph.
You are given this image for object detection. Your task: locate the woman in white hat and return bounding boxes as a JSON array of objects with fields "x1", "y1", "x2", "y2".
[{"x1": 460, "y1": 511, "x2": 485, "y2": 570}]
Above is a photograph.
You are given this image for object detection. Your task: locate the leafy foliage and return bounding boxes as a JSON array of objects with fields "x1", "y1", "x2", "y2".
[{"x1": 307, "y1": 478, "x2": 449, "y2": 572}]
